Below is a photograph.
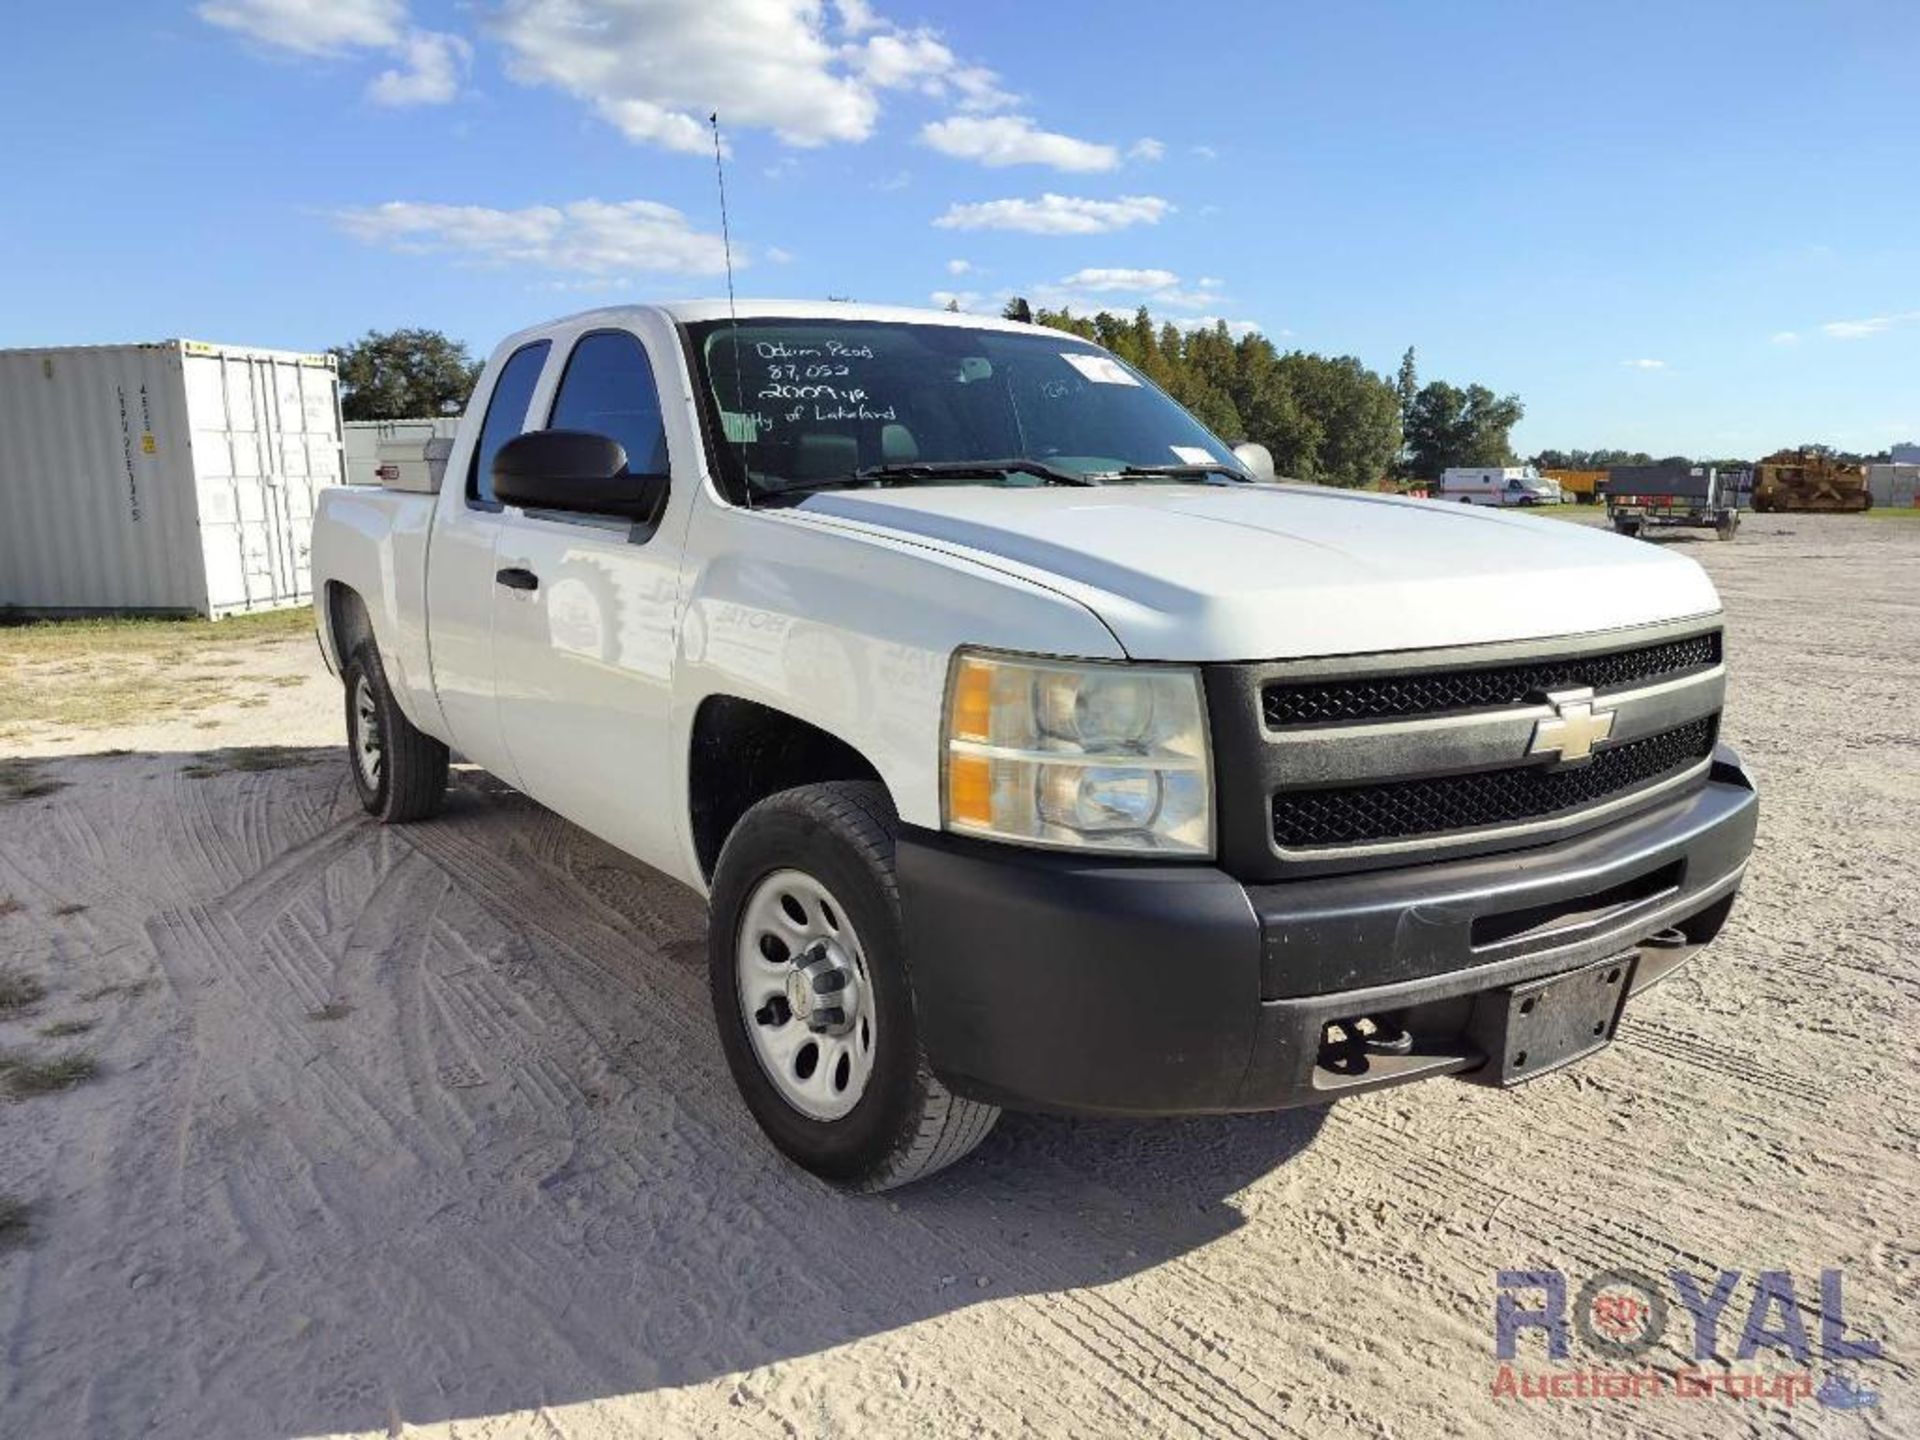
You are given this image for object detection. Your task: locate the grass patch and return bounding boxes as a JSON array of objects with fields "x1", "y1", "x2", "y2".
[
  {"x1": 51, "y1": 903, "x2": 87, "y2": 918},
  {"x1": 0, "y1": 1195, "x2": 27, "y2": 1250},
  {"x1": 1865, "y1": 506, "x2": 1920, "y2": 520},
  {"x1": 0, "y1": 760, "x2": 69, "y2": 806},
  {"x1": 0, "y1": 968, "x2": 45, "y2": 1011},
  {"x1": 0, "y1": 608, "x2": 313, "y2": 733},
  {"x1": 307, "y1": 1000, "x2": 354, "y2": 1022},
  {"x1": 183, "y1": 746, "x2": 323, "y2": 779},
  {"x1": 0, "y1": 1050, "x2": 99, "y2": 1098},
  {"x1": 0, "y1": 897, "x2": 22, "y2": 919},
  {"x1": 38, "y1": 1019, "x2": 95, "y2": 1038},
  {"x1": 78, "y1": 978, "x2": 154, "y2": 1003}
]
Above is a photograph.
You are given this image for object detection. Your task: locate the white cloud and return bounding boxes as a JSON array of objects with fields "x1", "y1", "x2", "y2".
[
  {"x1": 921, "y1": 114, "x2": 1119, "y2": 171},
  {"x1": 1058, "y1": 267, "x2": 1182, "y2": 293},
  {"x1": 1192, "y1": 144, "x2": 1219, "y2": 160},
  {"x1": 334, "y1": 198, "x2": 735, "y2": 275},
  {"x1": 1128, "y1": 137, "x2": 1165, "y2": 162},
  {"x1": 1621, "y1": 358, "x2": 1667, "y2": 370},
  {"x1": 1771, "y1": 331, "x2": 1800, "y2": 345},
  {"x1": 930, "y1": 289, "x2": 982, "y2": 311},
  {"x1": 1176, "y1": 316, "x2": 1263, "y2": 339},
  {"x1": 946, "y1": 258, "x2": 975, "y2": 275},
  {"x1": 765, "y1": 246, "x2": 796, "y2": 263},
  {"x1": 198, "y1": 0, "x2": 405, "y2": 54},
  {"x1": 368, "y1": 29, "x2": 471, "y2": 106},
  {"x1": 1821, "y1": 310, "x2": 1920, "y2": 340},
  {"x1": 933, "y1": 193, "x2": 1172, "y2": 235},
  {"x1": 834, "y1": 0, "x2": 880, "y2": 33},
  {"x1": 494, "y1": 0, "x2": 1009, "y2": 153},
  {"x1": 853, "y1": 28, "x2": 952, "y2": 89},
  {"x1": 200, "y1": 0, "x2": 466, "y2": 105},
  {"x1": 1037, "y1": 267, "x2": 1226, "y2": 312}
]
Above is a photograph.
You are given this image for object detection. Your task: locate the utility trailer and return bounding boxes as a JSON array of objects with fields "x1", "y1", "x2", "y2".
[{"x1": 1606, "y1": 463, "x2": 1741, "y2": 541}]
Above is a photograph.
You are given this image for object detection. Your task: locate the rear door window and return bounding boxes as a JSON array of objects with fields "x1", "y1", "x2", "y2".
[{"x1": 468, "y1": 340, "x2": 551, "y2": 505}]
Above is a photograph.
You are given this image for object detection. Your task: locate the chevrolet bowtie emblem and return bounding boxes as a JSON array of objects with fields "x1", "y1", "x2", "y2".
[{"x1": 1528, "y1": 687, "x2": 1617, "y2": 763}]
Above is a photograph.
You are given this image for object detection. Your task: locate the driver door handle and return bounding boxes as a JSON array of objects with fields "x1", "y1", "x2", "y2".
[{"x1": 495, "y1": 566, "x2": 539, "y2": 592}]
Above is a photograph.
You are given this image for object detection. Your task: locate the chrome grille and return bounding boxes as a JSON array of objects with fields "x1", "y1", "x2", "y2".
[
  {"x1": 1272, "y1": 717, "x2": 1718, "y2": 849},
  {"x1": 1264, "y1": 630, "x2": 1721, "y2": 727}
]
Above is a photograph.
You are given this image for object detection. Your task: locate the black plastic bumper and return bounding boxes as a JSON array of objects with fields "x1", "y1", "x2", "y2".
[{"x1": 896, "y1": 746, "x2": 1757, "y2": 1117}]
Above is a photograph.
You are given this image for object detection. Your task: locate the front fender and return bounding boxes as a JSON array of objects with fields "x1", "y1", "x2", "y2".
[{"x1": 672, "y1": 504, "x2": 1122, "y2": 864}]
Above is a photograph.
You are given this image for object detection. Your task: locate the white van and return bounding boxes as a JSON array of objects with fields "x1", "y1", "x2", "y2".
[{"x1": 1438, "y1": 466, "x2": 1561, "y2": 506}]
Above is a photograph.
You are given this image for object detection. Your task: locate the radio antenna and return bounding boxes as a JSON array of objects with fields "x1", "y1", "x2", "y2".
[{"x1": 710, "y1": 112, "x2": 751, "y2": 504}]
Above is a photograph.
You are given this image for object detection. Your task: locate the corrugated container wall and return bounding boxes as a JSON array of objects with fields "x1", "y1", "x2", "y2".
[
  {"x1": 1867, "y1": 463, "x2": 1920, "y2": 509},
  {"x1": 0, "y1": 341, "x2": 341, "y2": 617}
]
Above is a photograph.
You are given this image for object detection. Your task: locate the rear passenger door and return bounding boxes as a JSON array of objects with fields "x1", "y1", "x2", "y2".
[
  {"x1": 425, "y1": 338, "x2": 550, "y2": 784},
  {"x1": 488, "y1": 325, "x2": 689, "y2": 868}
]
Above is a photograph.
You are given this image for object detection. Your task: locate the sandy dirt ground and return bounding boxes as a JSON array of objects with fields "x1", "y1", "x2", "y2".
[{"x1": 0, "y1": 514, "x2": 1914, "y2": 1439}]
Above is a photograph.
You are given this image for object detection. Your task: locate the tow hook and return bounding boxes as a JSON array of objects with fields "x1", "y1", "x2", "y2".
[{"x1": 1321, "y1": 1015, "x2": 1413, "y2": 1075}]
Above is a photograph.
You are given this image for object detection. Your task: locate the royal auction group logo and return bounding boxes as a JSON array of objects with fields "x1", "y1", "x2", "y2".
[{"x1": 1493, "y1": 1268, "x2": 1882, "y2": 1410}]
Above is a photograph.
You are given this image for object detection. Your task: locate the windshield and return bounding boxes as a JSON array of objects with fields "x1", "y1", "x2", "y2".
[{"x1": 687, "y1": 318, "x2": 1245, "y2": 502}]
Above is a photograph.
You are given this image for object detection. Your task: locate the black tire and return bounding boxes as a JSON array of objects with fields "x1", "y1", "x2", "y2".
[
  {"x1": 707, "y1": 781, "x2": 999, "y2": 1191},
  {"x1": 343, "y1": 643, "x2": 448, "y2": 823}
]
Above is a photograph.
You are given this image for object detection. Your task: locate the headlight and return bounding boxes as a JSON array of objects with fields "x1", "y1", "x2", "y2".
[{"x1": 941, "y1": 650, "x2": 1213, "y2": 855}]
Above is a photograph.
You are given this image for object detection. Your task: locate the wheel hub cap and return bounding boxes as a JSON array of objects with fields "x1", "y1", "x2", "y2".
[
  {"x1": 352, "y1": 676, "x2": 382, "y2": 786},
  {"x1": 736, "y1": 869, "x2": 877, "y2": 1121}
]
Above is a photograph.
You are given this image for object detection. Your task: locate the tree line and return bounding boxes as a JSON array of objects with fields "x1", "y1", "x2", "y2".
[{"x1": 1010, "y1": 300, "x2": 1523, "y2": 486}]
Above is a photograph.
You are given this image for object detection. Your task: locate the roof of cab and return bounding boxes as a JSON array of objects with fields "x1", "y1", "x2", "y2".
[{"x1": 494, "y1": 299, "x2": 1058, "y2": 352}]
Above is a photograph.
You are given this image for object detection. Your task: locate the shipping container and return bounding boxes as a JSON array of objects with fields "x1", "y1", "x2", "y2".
[
  {"x1": 343, "y1": 415, "x2": 462, "y2": 486},
  {"x1": 0, "y1": 340, "x2": 341, "y2": 617},
  {"x1": 1867, "y1": 463, "x2": 1920, "y2": 509}
]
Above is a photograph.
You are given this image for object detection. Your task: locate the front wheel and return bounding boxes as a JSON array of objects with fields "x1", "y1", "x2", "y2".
[
  {"x1": 343, "y1": 645, "x2": 448, "y2": 822},
  {"x1": 708, "y1": 781, "x2": 999, "y2": 1191}
]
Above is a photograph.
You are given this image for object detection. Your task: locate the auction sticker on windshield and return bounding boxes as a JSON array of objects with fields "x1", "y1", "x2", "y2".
[{"x1": 1061, "y1": 353, "x2": 1140, "y2": 385}]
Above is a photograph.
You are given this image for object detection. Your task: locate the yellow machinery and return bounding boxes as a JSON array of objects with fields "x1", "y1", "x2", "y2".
[
  {"x1": 1542, "y1": 469, "x2": 1608, "y2": 504},
  {"x1": 1751, "y1": 450, "x2": 1873, "y2": 513}
]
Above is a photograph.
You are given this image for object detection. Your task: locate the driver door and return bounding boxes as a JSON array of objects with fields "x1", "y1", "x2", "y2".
[{"x1": 488, "y1": 325, "x2": 688, "y2": 868}]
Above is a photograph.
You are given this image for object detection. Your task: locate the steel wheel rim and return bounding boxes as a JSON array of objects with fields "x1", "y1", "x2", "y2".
[
  {"x1": 735, "y1": 868, "x2": 876, "y2": 1122},
  {"x1": 352, "y1": 675, "x2": 382, "y2": 789}
]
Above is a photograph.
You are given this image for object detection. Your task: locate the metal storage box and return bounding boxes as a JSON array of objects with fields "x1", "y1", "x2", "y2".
[
  {"x1": 0, "y1": 340, "x2": 342, "y2": 617},
  {"x1": 343, "y1": 416, "x2": 461, "y2": 486},
  {"x1": 1605, "y1": 463, "x2": 1719, "y2": 502}
]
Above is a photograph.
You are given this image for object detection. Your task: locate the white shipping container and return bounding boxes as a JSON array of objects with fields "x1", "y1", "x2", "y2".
[
  {"x1": 343, "y1": 415, "x2": 462, "y2": 486},
  {"x1": 1867, "y1": 463, "x2": 1920, "y2": 509},
  {"x1": 0, "y1": 340, "x2": 342, "y2": 617}
]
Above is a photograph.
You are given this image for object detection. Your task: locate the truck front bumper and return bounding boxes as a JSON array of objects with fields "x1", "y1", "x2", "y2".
[{"x1": 897, "y1": 746, "x2": 1757, "y2": 1116}]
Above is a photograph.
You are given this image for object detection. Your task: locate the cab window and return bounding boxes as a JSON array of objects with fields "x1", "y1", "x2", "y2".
[
  {"x1": 547, "y1": 331, "x2": 670, "y2": 475},
  {"x1": 467, "y1": 340, "x2": 551, "y2": 505}
]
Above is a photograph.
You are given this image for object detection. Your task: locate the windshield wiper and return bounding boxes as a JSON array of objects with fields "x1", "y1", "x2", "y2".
[
  {"x1": 761, "y1": 457, "x2": 1099, "y2": 500},
  {"x1": 855, "y1": 458, "x2": 1100, "y2": 487},
  {"x1": 1109, "y1": 463, "x2": 1251, "y2": 484}
]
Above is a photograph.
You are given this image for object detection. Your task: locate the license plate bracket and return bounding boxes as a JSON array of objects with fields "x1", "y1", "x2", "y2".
[{"x1": 1470, "y1": 952, "x2": 1639, "y2": 1085}]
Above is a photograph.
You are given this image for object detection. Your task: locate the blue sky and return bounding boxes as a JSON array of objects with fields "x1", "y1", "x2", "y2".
[{"x1": 2, "y1": 0, "x2": 1916, "y2": 457}]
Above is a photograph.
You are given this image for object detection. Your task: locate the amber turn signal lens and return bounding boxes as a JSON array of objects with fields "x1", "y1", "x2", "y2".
[
  {"x1": 949, "y1": 656, "x2": 994, "y2": 742},
  {"x1": 946, "y1": 753, "x2": 992, "y2": 827}
]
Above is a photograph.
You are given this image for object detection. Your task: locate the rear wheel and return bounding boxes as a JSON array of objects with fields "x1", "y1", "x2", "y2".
[
  {"x1": 343, "y1": 644, "x2": 448, "y2": 822},
  {"x1": 708, "y1": 781, "x2": 999, "y2": 1191}
]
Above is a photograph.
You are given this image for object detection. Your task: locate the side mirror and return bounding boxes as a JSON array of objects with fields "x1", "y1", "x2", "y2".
[
  {"x1": 492, "y1": 429, "x2": 668, "y2": 523},
  {"x1": 1232, "y1": 441, "x2": 1277, "y2": 482}
]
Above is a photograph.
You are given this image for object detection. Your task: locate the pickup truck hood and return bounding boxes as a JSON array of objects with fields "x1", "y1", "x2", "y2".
[{"x1": 795, "y1": 484, "x2": 1721, "y2": 661}]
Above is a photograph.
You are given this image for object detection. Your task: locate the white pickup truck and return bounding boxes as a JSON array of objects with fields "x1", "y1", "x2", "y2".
[{"x1": 311, "y1": 301, "x2": 1756, "y2": 1190}]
